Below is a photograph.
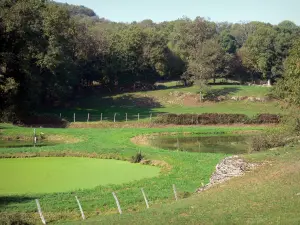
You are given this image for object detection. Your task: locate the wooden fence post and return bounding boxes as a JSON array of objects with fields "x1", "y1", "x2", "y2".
[
  {"x1": 73, "y1": 113, "x2": 76, "y2": 123},
  {"x1": 173, "y1": 184, "x2": 178, "y2": 201},
  {"x1": 141, "y1": 188, "x2": 149, "y2": 209},
  {"x1": 75, "y1": 196, "x2": 85, "y2": 220},
  {"x1": 112, "y1": 192, "x2": 122, "y2": 214},
  {"x1": 35, "y1": 199, "x2": 46, "y2": 225},
  {"x1": 100, "y1": 113, "x2": 103, "y2": 122},
  {"x1": 87, "y1": 113, "x2": 90, "y2": 122}
]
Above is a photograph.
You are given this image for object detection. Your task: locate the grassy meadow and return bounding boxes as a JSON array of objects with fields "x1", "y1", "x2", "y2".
[{"x1": 44, "y1": 82, "x2": 283, "y2": 122}]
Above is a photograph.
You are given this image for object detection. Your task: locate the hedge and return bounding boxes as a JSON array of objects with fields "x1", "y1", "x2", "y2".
[
  {"x1": 14, "y1": 113, "x2": 69, "y2": 128},
  {"x1": 154, "y1": 113, "x2": 281, "y2": 125}
]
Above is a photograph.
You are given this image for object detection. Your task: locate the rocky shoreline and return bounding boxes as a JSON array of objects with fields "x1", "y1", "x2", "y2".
[{"x1": 196, "y1": 155, "x2": 257, "y2": 193}]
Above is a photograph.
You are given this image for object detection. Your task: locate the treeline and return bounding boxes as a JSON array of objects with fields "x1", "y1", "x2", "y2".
[{"x1": 1, "y1": 0, "x2": 300, "y2": 121}]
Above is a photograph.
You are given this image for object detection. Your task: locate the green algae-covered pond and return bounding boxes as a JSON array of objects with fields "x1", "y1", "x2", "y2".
[{"x1": 0, "y1": 157, "x2": 160, "y2": 195}]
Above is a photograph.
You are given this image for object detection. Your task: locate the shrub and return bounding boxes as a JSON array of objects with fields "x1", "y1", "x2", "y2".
[
  {"x1": 251, "y1": 114, "x2": 281, "y2": 124},
  {"x1": 248, "y1": 132, "x2": 288, "y2": 152},
  {"x1": 155, "y1": 113, "x2": 249, "y2": 125},
  {"x1": 131, "y1": 151, "x2": 144, "y2": 163},
  {"x1": 155, "y1": 113, "x2": 281, "y2": 125},
  {"x1": 15, "y1": 113, "x2": 69, "y2": 128}
]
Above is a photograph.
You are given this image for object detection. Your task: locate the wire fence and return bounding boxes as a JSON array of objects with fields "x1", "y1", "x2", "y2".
[
  {"x1": 59, "y1": 112, "x2": 160, "y2": 123},
  {"x1": 2, "y1": 184, "x2": 185, "y2": 224}
]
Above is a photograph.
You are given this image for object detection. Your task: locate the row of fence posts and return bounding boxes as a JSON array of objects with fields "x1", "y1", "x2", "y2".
[
  {"x1": 35, "y1": 185, "x2": 179, "y2": 224},
  {"x1": 59, "y1": 113, "x2": 153, "y2": 123}
]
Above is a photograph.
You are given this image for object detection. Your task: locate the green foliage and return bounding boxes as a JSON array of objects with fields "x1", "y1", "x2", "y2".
[
  {"x1": 0, "y1": 0, "x2": 298, "y2": 122},
  {"x1": 248, "y1": 131, "x2": 287, "y2": 152},
  {"x1": 131, "y1": 150, "x2": 144, "y2": 163},
  {"x1": 272, "y1": 39, "x2": 300, "y2": 105}
]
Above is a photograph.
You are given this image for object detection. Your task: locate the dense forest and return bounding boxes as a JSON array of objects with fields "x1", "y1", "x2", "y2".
[{"x1": 1, "y1": 0, "x2": 300, "y2": 121}]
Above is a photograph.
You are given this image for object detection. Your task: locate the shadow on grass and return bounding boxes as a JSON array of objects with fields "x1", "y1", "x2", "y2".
[
  {"x1": 204, "y1": 87, "x2": 241, "y2": 101},
  {"x1": 48, "y1": 94, "x2": 164, "y2": 122},
  {"x1": 0, "y1": 196, "x2": 36, "y2": 206}
]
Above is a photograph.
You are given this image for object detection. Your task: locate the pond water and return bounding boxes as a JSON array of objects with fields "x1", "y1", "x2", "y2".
[
  {"x1": 148, "y1": 135, "x2": 249, "y2": 154},
  {"x1": 0, "y1": 157, "x2": 160, "y2": 195},
  {"x1": 0, "y1": 139, "x2": 56, "y2": 148}
]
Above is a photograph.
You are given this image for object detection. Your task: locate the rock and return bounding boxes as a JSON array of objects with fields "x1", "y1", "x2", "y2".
[
  {"x1": 196, "y1": 156, "x2": 257, "y2": 193},
  {"x1": 217, "y1": 96, "x2": 227, "y2": 102},
  {"x1": 248, "y1": 97, "x2": 255, "y2": 102}
]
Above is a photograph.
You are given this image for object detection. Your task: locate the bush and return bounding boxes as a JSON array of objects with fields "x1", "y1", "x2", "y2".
[
  {"x1": 131, "y1": 151, "x2": 144, "y2": 163},
  {"x1": 155, "y1": 113, "x2": 249, "y2": 125},
  {"x1": 251, "y1": 114, "x2": 281, "y2": 124},
  {"x1": 248, "y1": 132, "x2": 288, "y2": 152},
  {"x1": 155, "y1": 113, "x2": 281, "y2": 125},
  {"x1": 15, "y1": 113, "x2": 69, "y2": 128}
]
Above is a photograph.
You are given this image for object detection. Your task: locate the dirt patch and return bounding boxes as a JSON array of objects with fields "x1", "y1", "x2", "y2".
[
  {"x1": 231, "y1": 130, "x2": 263, "y2": 135},
  {"x1": 196, "y1": 156, "x2": 258, "y2": 193},
  {"x1": 140, "y1": 159, "x2": 172, "y2": 173},
  {"x1": 0, "y1": 134, "x2": 81, "y2": 144},
  {"x1": 0, "y1": 151, "x2": 125, "y2": 160}
]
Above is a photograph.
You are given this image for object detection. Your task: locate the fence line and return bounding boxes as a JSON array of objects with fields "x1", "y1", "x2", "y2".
[
  {"x1": 10, "y1": 185, "x2": 181, "y2": 223},
  {"x1": 59, "y1": 112, "x2": 159, "y2": 123}
]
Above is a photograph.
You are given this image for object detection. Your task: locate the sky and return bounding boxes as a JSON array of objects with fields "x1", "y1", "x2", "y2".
[{"x1": 56, "y1": 0, "x2": 300, "y2": 25}]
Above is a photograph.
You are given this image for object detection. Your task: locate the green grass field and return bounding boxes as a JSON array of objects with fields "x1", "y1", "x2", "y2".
[
  {"x1": 0, "y1": 124, "x2": 263, "y2": 224},
  {"x1": 44, "y1": 83, "x2": 282, "y2": 122},
  {"x1": 0, "y1": 157, "x2": 160, "y2": 195}
]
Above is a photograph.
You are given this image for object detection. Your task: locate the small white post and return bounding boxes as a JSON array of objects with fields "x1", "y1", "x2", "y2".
[
  {"x1": 100, "y1": 113, "x2": 103, "y2": 122},
  {"x1": 59, "y1": 113, "x2": 61, "y2": 118},
  {"x1": 141, "y1": 188, "x2": 149, "y2": 209},
  {"x1": 112, "y1": 192, "x2": 122, "y2": 214},
  {"x1": 173, "y1": 184, "x2": 178, "y2": 201},
  {"x1": 150, "y1": 113, "x2": 152, "y2": 121},
  {"x1": 126, "y1": 113, "x2": 128, "y2": 122},
  {"x1": 87, "y1": 113, "x2": 90, "y2": 122},
  {"x1": 35, "y1": 199, "x2": 46, "y2": 225},
  {"x1": 114, "y1": 113, "x2": 117, "y2": 123},
  {"x1": 75, "y1": 196, "x2": 85, "y2": 220},
  {"x1": 137, "y1": 113, "x2": 140, "y2": 121},
  {"x1": 33, "y1": 128, "x2": 37, "y2": 145},
  {"x1": 73, "y1": 113, "x2": 76, "y2": 123}
]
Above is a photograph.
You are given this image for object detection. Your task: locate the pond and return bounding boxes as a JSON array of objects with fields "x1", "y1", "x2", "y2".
[
  {"x1": 0, "y1": 157, "x2": 160, "y2": 195},
  {"x1": 0, "y1": 139, "x2": 56, "y2": 148},
  {"x1": 148, "y1": 134, "x2": 249, "y2": 154}
]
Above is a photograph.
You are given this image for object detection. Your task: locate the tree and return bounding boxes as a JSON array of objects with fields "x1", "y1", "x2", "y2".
[
  {"x1": 239, "y1": 25, "x2": 277, "y2": 85},
  {"x1": 272, "y1": 39, "x2": 300, "y2": 105},
  {"x1": 186, "y1": 39, "x2": 226, "y2": 84},
  {"x1": 219, "y1": 31, "x2": 237, "y2": 54}
]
